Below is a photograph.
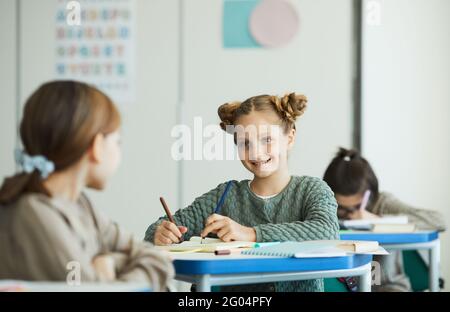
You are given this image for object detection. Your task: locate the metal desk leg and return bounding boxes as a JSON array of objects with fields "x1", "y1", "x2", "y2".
[
  {"x1": 429, "y1": 239, "x2": 440, "y2": 292},
  {"x1": 358, "y1": 263, "x2": 372, "y2": 292},
  {"x1": 197, "y1": 274, "x2": 212, "y2": 292}
]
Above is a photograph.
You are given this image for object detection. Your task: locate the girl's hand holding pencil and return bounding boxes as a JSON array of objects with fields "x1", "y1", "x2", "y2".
[
  {"x1": 155, "y1": 182, "x2": 256, "y2": 245},
  {"x1": 347, "y1": 190, "x2": 379, "y2": 221},
  {"x1": 200, "y1": 181, "x2": 257, "y2": 243},
  {"x1": 201, "y1": 214, "x2": 256, "y2": 243},
  {"x1": 154, "y1": 220, "x2": 188, "y2": 245},
  {"x1": 154, "y1": 197, "x2": 188, "y2": 246}
]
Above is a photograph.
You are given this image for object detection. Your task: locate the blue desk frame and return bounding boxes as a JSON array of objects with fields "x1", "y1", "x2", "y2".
[
  {"x1": 173, "y1": 253, "x2": 373, "y2": 292},
  {"x1": 340, "y1": 231, "x2": 440, "y2": 291}
]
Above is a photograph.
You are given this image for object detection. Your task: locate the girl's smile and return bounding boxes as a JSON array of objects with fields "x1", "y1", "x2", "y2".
[
  {"x1": 234, "y1": 110, "x2": 291, "y2": 178},
  {"x1": 249, "y1": 157, "x2": 275, "y2": 175}
]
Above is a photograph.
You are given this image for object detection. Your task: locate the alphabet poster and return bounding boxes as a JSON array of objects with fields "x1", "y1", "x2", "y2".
[{"x1": 55, "y1": 0, "x2": 136, "y2": 105}]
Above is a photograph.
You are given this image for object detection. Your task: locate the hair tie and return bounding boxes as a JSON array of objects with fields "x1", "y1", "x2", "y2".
[
  {"x1": 343, "y1": 156, "x2": 351, "y2": 162},
  {"x1": 15, "y1": 149, "x2": 55, "y2": 179}
]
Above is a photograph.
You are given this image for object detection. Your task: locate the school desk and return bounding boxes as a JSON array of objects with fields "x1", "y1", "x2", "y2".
[
  {"x1": 172, "y1": 253, "x2": 373, "y2": 292},
  {"x1": 340, "y1": 230, "x2": 440, "y2": 291}
]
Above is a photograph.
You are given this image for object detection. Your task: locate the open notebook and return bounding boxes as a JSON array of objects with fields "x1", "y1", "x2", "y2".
[
  {"x1": 156, "y1": 236, "x2": 256, "y2": 253},
  {"x1": 242, "y1": 240, "x2": 387, "y2": 258}
]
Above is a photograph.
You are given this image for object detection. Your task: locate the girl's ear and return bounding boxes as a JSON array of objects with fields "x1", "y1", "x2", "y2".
[
  {"x1": 287, "y1": 128, "x2": 296, "y2": 150},
  {"x1": 89, "y1": 133, "x2": 105, "y2": 163}
]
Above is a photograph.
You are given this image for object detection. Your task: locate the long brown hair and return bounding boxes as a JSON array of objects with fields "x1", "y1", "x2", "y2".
[{"x1": 0, "y1": 80, "x2": 121, "y2": 205}]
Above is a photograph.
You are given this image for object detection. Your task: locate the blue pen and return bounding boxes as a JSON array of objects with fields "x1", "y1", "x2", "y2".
[
  {"x1": 201, "y1": 181, "x2": 233, "y2": 243},
  {"x1": 214, "y1": 181, "x2": 233, "y2": 214}
]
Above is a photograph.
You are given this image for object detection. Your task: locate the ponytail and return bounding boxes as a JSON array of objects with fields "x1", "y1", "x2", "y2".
[
  {"x1": 323, "y1": 147, "x2": 379, "y2": 203},
  {"x1": 336, "y1": 147, "x2": 361, "y2": 162},
  {"x1": 0, "y1": 172, "x2": 50, "y2": 205}
]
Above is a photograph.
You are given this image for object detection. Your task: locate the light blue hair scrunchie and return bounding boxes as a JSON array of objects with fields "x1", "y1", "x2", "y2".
[{"x1": 14, "y1": 149, "x2": 55, "y2": 179}]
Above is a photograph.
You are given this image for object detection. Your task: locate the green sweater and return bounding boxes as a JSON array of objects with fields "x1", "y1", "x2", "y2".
[{"x1": 145, "y1": 176, "x2": 339, "y2": 292}]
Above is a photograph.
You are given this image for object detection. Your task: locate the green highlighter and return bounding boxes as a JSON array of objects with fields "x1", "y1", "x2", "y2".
[{"x1": 254, "y1": 242, "x2": 281, "y2": 248}]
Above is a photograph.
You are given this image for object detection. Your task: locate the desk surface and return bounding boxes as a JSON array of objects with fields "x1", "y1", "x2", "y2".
[
  {"x1": 172, "y1": 253, "x2": 373, "y2": 275},
  {"x1": 340, "y1": 230, "x2": 438, "y2": 244}
]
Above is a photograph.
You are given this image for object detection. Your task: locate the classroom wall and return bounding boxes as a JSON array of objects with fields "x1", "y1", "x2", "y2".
[
  {"x1": 361, "y1": 0, "x2": 450, "y2": 291},
  {"x1": 5, "y1": 0, "x2": 349, "y2": 293},
  {"x1": 0, "y1": 0, "x2": 17, "y2": 180},
  {"x1": 17, "y1": 0, "x2": 180, "y2": 238},
  {"x1": 87, "y1": 0, "x2": 180, "y2": 238},
  {"x1": 8, "y1": 0, "x2": 356, "y2": 238},
  {"x1": 181, "y1": 0, "x2": 356, "y2": 207}
]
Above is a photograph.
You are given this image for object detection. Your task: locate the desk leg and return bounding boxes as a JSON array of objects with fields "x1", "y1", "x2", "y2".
[
  {"x1": 358, "y1": 263, "x2": 372, "y2": 292},
  {"x1": 196, "y1": 275, "x2": 212, "y2": 292},
  {"x1": 429, "y1": 240, "x2": 440, "y2": 292}
]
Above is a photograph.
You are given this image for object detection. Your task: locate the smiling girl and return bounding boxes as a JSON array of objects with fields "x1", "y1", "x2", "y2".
[{"x1": 145, "y1": 93, "x2": 339, "y2": 292}]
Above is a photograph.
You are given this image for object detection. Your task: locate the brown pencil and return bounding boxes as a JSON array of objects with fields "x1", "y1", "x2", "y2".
[{"x1": 159, "y1": 197, "x2": 184, "y2": 243}]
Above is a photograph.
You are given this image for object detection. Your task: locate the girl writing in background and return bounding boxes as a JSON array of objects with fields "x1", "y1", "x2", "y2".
[{"x1": 323, "y1": 147, "x2": 446, "y2": 291}]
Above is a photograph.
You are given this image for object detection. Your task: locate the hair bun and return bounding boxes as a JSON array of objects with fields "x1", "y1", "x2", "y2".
[
  {"x1": 218, "y1": 101, "x2": 241, "y2": 132},
  {"x1": 337, "y1": 147, "x2": 360, "y2": 161},
  {"x1": 275, "y1": 93, "x2": 308, "y2": 123}
]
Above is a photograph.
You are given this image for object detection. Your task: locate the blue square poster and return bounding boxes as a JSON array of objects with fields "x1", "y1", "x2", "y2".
[{"x1": 223, "y1": 0, "x2": 262, "y2": 48}]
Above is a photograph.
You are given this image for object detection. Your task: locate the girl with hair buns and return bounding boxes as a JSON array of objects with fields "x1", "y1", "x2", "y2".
[
  {"x1": 0, "y1": 81, "x2": 174, "y2": 290},
  {"x1": 146, "y1": 93, "x2": 340, "y2": 292},
  {"x1": 323, "y1": 147, "x2": 446, "y2": 291}
]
